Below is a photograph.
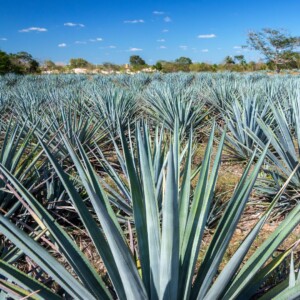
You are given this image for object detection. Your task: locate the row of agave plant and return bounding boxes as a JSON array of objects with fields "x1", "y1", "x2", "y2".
[{"x1": 1, "y1": 72, "x2": 300, "y2": 298}]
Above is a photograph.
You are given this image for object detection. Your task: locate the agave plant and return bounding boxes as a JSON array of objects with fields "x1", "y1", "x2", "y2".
[
  {"x1": 222, "y1": 95, "x2": 272, "y2": 160},
  {"x1": 0, "y1": 118, "x2": 46, "y2": 213},
  {"x1": 203, "y1": 75, "x2": 240, "y2": 111},
  {"x1": 88, "y1": 86, "x2": 137, "y2": 133},
  {"x1": 90, "y1": 122, "x2": 168, "y2": 217},
  {"x1": 142, "y1": 82, "x2": 209, "y2": 136},
  {"x1": 11, "y1": 84, "x2": 48, "y2": 124},
  {"x1": 0, "y1": 123, "x2": 300, "y2": 299},
  {"x1": 48, "y1": 103, "x2": 106, "y2": 150},
  {"x1": 268, "y1": 252, "x2": 300, "y2": 299},
  {"x1": 248, "y1": 93, "x2": 300, "y2": 214}
]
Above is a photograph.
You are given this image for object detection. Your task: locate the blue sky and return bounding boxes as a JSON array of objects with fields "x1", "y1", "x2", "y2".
[{"x1": 1, "y1": 0, "x2": 300, "y2": 65}]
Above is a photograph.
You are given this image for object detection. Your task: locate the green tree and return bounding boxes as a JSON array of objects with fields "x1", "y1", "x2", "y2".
[
  {"x1": 279, "y1": 52, "x2": 300, "y2": 69},
  {"x1": 224, "y1": 56, "x2": 235, "y2": 65},
  {"x1": 44, "y1": 60, "x2": 56, "y2": 70},
  {"x1": 129, "y1": 55, "x2": 146, "y2": 67},
  {"x1": 10, "y1": 51, "x2": 39, "y2": 73},
  {"x1": 0, "y1": 50, "x2": 12, "y2": 74},
  {"x1": 175, "y1": 56, "x2": 192, "y2": 65},
  {"x1": 69, "y1": 58, "x2": 90, "y2": 68},
  {"x1": 189, "y1": 63, "x2": 215, "y2": 72},
  {"x1": 154, "y1": 61, "x2": 163, "y2": 71},
  {"x1": 234, "y1": 55, "x2": 247, "y2": 65},
  {"x1": 246, "y1": 28, "x2": 300, "y2": 72},
  {"x1": 159, "y1": 62, "x2": 180, "y2": 72},
  {"x1": 102, "y1": 62, "x2": 121, "y2": 71}
]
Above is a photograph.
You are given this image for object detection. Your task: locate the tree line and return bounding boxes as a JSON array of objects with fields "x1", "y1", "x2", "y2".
[
  {"x1": 0, "y1": 51, "x2": 39, "y2": 74},
  {"x1": 1, "y1": 28, "x2": 300, "y2": 75}
]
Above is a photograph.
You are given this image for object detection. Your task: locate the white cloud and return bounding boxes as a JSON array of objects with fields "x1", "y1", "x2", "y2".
[
  {"x1": 89, "y1": 38, "x2": 103, "y2": 42},
  {"x1": 0, "y1": 38, "x2": 7, "y2": 41},
  {"x1": 162, "y1": 29, "x2": 169, "y2": 33},
  {"x1": 19, "y1": 27, "x2": 47, "y2": 32},
  {"x1": 159, "y1": 45, "x2": 167, "y2": 49},
  {"x1": 153, "y1": 11, "x2": 165, "y2": 15},
  {"x1": 164, "y1": 16, "x2": 172, "y2": 22},
  {"x1": 233, "y1": 46, "x2": 241, "y2": 49},
  {"x1": 75, "y1": 41, "x2": 87, "y2": 44},
  {"x1": 201, "y1": 49, "x2": 209, "y2": 52},
  {"x1": 58, "y1": 43, "x2": 67, "y2": 47},
  {"x1": 124, "y1": 19, "x2": 144, "y2": 24},
  {"x1": 129, "y1": 47, "x2": 143, "y2": 52},
  {"x1": 64, "y1": 22, "x2": 85, "y2": 27},
  {"x1": 179, "y1": 45, "x2": 188, "y2": 50},
  {"x1": 197, "y1": 34, "x2": 216, "y2": 39},
  {"x1": 157, "y1": 39, "x2": 165, "y2": 42}
]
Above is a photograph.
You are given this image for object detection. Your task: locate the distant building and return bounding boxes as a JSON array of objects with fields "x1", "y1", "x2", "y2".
[
  {"x1": 73, "y1": 68, "x2": 88, "y2": 74},
  {"x1": 42, "y1": 70, "x2": 59, "y2": 74},
  {"x1": 141, "y1": 67, "x2": 155, "y2": 73}
]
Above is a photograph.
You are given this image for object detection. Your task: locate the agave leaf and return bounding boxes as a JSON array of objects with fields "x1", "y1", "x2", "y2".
[
  {"x1": 118, "y1": 125, "x2": 151, "y2": 294},
  {"x1": 0, "y1": 215, "x2": 96, "y2": 300},
  {"x1": 206, "y1": 163, "x2": 299, "y2": 299},
  {"x1": 64, "y1": 135, "x2": 148, "y2": 299},
  {"x1": 179, "y1": 130, "x2": 192, "y2": 247},
  {"x1": 224, "y1": 202, "x2": 300, "y2": 299},
  {"x1": 0, "y1": 280, "x2": 39, "y2": 300},
  {"x1": 0, "y1": 164, "x2": 111, "y2": 300},
  {"x1": 38, "y1": 137, "x2": 126, "y2": 299},
  {"x1": 289, "y1": 252, "x2": 296, "y2": 288},
  {"x1": 238, "y1": 248, "x2": 293, "y2": 300},
  {"x1": 0, "y1": 260, "x2": 62, "y2": 300},
  {"x1": 193, "y1": 144, "x2": 269, "y2": 299},
  {"x1": 160, "y1": 144, "x2": 179, "y2": 299},
  {"x1": 272, "y1": 283, "x2": 300, "y2": 300},
  {"x1": 179, "y1": 123, "x2": 224, "y2": 299},
  {"x1": 257, "y1": 278, "x2": 289, "y2": 300},
  {"x1": 137, "y1": 127, "x2": 161, "y2": 299}
]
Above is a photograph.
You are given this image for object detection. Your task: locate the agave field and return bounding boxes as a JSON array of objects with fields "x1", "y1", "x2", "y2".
[{"x1": 1, "y1": 72, "x2": 300, "y2": 299}]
